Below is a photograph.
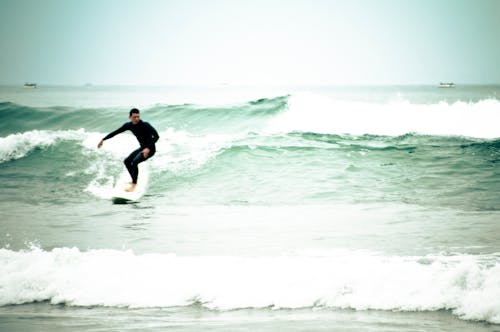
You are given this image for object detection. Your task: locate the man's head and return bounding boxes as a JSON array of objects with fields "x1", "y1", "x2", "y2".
[{"x1": 129, "y1": 108, "x2": 140, "y2": 125}]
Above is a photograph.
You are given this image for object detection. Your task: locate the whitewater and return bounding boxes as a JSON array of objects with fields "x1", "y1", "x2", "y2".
[
  {"x1": 1, "y1": 85, "x2": 500, "y2": 331},
  {"x1": 2, "y1": 247, "x2": 500, "y2": 322}
]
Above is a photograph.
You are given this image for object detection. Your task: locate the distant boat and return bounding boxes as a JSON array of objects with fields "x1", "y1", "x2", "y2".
[
  {"x1": 439, "y1": 82, "x2": 455, "y2": 88},
  {"x1": 24, "y1": 82, "x2": 37, "y2": 88}
]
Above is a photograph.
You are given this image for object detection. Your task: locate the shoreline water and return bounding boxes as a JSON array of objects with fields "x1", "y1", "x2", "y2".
[{"x1": 1, "y1": 303, "x2": 498, "y2": 332}]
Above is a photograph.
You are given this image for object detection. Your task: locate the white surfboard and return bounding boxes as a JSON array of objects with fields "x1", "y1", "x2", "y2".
[{"x1": 111, "y1": 163, "x2": 149, "y2": 203}]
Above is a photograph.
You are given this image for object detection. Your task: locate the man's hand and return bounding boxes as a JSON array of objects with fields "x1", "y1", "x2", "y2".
[
  {"x1": 142, "y1": 148, "x2": 150, "y2": 158},
  {"x1": 97, "y1": 140, "x2": 104, "y2": 148}
]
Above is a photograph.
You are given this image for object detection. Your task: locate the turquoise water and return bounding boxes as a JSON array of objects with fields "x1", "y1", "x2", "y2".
[{"x1": 1, "y1": 85, "x2": 500, "y2": 331}]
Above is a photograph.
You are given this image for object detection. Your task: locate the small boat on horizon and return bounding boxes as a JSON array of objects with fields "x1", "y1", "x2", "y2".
[
  {"x1": 24, "y1": 82, "x2": 37, "y2": 88},
  {"x1": 439, "y1": 82, "x2": 455, "y2": 88}
]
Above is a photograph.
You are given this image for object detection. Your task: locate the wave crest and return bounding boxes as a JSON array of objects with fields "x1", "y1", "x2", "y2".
[
  {"x1": 1, "y1": 247, "x2": 499, "y2": 324},
  {"x1": 0, "y1": 130, "x2": 86, "y2": 163},
  {"x1": 266, "y1": 92, "x2": 500, "y2": 138}
]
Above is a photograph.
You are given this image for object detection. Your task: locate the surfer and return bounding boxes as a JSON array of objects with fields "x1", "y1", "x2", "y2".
[{"x1": 98, "y1": 108, "x2": 159, "y2": 192}]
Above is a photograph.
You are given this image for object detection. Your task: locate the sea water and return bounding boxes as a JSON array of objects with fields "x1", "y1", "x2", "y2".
[{"x1": 1, "y1": 85, "x2": 499, "y2": 331}]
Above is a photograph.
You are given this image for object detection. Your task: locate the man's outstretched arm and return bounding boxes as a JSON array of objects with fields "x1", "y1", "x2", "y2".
[{"x1": 97, "y1": 123, "x2": 128, "y2": 148}]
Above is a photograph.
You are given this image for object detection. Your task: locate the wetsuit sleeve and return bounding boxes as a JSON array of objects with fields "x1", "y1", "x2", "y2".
[
  {"x1": 147, "y1": 123, "x2": 160, "y2": 149},
  {"x1": 102, "y1": 123, "x2": 129, "y2": 141}
]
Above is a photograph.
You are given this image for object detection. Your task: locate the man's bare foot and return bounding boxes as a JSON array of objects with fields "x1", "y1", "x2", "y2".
[{"x1": 125, "y1": 183, "x2": 137, "y2": 192}]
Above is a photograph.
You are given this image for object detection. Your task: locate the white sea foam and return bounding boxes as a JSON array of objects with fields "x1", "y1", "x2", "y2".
[
  {"x1": 266, "y1": 92, "x2": 500, "y2": 138},
  {"x1": 151, "y1": 129, "x2": 237, "y2": 173},
  {"x1": 1, "y1": 247, "x2": 499, "y2": 324},
  {"x1": 0, "y1": 129, "x2": 87, "y2": 163}
]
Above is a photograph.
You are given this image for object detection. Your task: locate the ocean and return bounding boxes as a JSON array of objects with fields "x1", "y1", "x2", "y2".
[{"x1": 1, "y1": 84, "x2": 499, "y2": 331}]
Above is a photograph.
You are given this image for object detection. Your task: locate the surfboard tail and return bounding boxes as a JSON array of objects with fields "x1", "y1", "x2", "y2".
[{"x1": 111, "y1": 163, "x2": 149, "y2": 202}]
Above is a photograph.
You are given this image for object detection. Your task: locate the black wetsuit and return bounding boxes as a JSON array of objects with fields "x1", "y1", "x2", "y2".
[{"x1": 102, "y1": 120, "x2": 159, "y2": 184}]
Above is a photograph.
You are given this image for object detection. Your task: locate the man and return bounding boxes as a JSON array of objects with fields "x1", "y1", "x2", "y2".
[{"x1": 98, "y1": 108, "x2": 159, "y2": 192}]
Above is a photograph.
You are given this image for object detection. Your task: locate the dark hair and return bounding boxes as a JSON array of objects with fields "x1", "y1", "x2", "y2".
[{"x1": 129, "y1": 108, "x2": 140, "y2": 117}]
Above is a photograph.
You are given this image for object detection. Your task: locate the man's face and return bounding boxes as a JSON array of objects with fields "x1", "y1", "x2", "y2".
[{"x1": 130, "y1": 113, "x2": 140, "y2": 125}]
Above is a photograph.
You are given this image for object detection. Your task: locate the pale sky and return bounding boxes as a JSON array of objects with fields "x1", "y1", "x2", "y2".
[{"x1": 1, "y1": 0, "x2": 499, "y2": 85}]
